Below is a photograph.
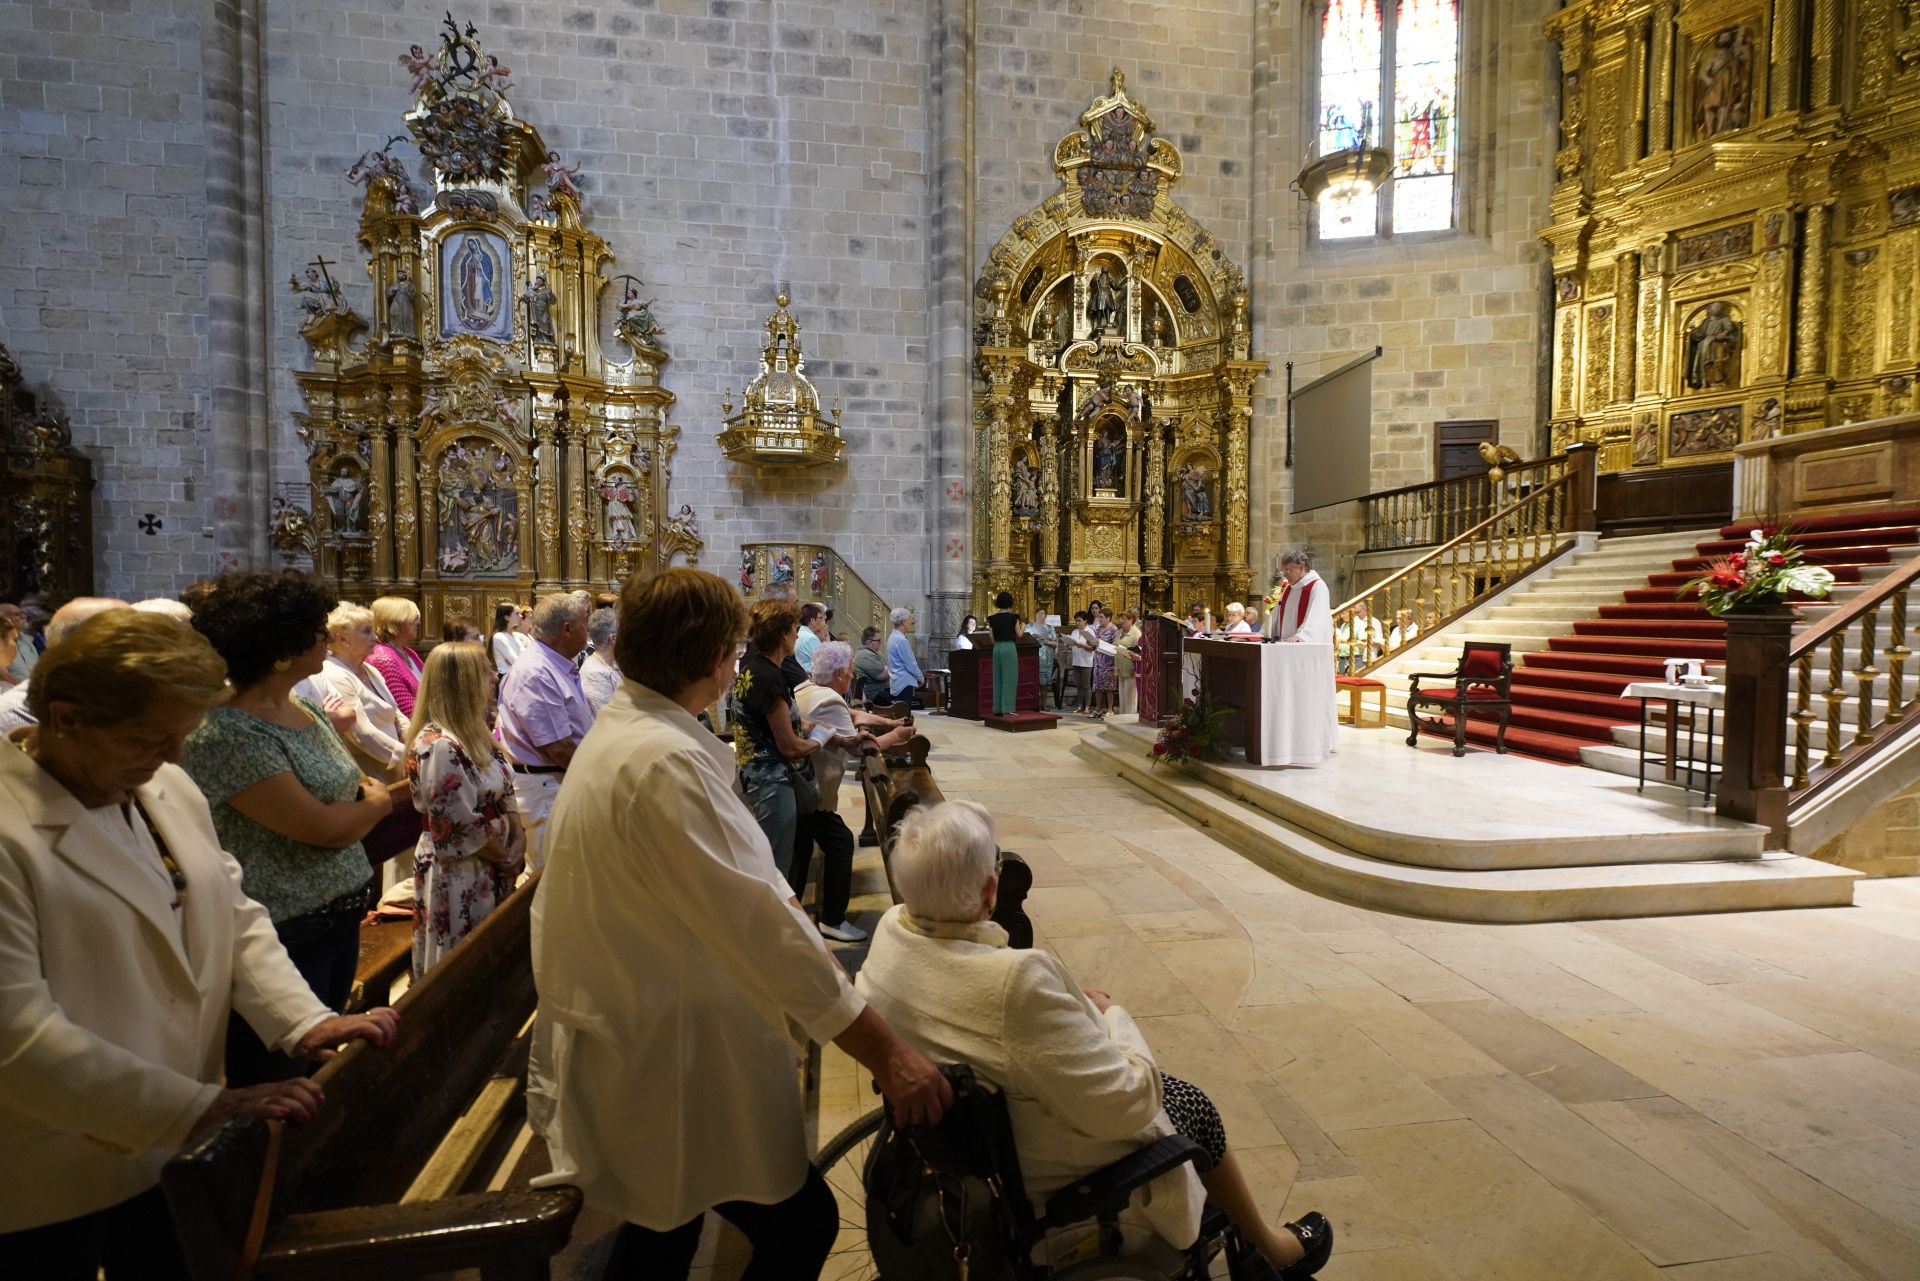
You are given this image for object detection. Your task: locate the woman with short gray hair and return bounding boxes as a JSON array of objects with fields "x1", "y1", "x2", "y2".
[
  {"x1": 579, "y1": 606, "x2": 622, "y2": 717},
  {"x1": 856, "y1": 801, "x2": 1334, "y2": 1277}
]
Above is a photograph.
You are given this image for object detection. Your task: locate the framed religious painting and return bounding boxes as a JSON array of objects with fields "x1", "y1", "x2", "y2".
[{"x1": 439, "y1": 229, "x2": 515, "y2": 341}]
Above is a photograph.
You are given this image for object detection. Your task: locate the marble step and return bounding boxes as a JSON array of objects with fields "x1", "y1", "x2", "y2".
[{"x1": 1074, "y1": 729, "x2": 1854, "y2": 922}]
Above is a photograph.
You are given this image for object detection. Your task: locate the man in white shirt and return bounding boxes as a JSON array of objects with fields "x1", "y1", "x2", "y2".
[
  {"x1": 1066, "y1": 609, "x2": 1096, "y2": 712},
  {"x1": 1263, "y1": 550, "x2": 1333, "y2": 644},
  {"x1": 579, "y1": 606, "x2": 623, "y2": 717}
]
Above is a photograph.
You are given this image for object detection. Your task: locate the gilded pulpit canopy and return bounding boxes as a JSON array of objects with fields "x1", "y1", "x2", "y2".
[
  {"x1": 972, "y1": 68, "x2": 1264, "y2": 620},
  {"x1": 717, "y1": 292, "x2": 845, "y2": 469}
]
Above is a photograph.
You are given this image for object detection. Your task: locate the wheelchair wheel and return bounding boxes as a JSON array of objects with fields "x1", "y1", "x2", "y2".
[{"x1": 816, "y1": 1106, "x2": 886, "y2": 1280}]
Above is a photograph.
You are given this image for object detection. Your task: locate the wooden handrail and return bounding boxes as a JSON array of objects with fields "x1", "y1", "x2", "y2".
[
  {"x1": 1787, "y1": 548, "x2": 1920, "y2": 658},
  {"x1": 1338, "y1": 474, "x2": 1573, "y2": 613},
  {"x1": 1359, "y1": 453, "x2": 1563, "y2": 505}
]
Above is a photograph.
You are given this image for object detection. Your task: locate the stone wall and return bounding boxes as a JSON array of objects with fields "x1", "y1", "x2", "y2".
[{"x1": 0, "y1": 0, "x2": 214, "y2": 598}]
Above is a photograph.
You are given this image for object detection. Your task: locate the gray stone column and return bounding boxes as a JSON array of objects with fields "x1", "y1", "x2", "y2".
[
  {"x1": 926, "y1": 0, "x2": 975, "y2": 647},
  {"x1": 204, "y1": 0, "x2": 272, "y2": 572}
]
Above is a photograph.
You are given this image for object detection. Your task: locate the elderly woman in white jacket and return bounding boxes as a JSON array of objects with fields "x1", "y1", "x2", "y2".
[
  {"x1": 855, "y1": 801, "x2": 1334, "y2": 1279},
  {"x1": 296, "y1": 602, "x2": 407, "y2": 781},
  {"x1": 0, "y1": 609, "x2": 397, "y2": 1278}
]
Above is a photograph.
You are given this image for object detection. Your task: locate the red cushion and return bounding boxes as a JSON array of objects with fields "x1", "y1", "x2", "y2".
[
  {"x1": 1412, "y1": 686, "x2": 1507, "y2": 703},
  {"x1": 1461, "y1": 648, "x2": 1504, "y2": 678},
  {"x1": 1335, "y1": 677, "x2": 1386, "y2": 689}
]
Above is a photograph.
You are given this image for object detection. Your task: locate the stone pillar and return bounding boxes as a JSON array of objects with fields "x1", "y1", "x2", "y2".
[
  {"x1": 1795, "y1": 204, "x2": 1831, "y2": 379},
  {"x1": 204, "y1": 0, "x2": 272, "y2": 572},
  {"x1": 927, "y1": 0, "x2": 974, "y2": 647}
]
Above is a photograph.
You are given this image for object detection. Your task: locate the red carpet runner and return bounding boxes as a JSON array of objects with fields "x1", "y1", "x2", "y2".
[{"x1": 1421, "y1": 508, "x2": 1920, "y2": 762}]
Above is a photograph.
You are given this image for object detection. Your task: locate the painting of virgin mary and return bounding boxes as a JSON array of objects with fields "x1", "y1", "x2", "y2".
[{"x1": 439, "y1": 230, "x2": 514, "y2": 339}]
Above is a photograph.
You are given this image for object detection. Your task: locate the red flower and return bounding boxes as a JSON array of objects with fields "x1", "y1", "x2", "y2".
[
  {"x1": 1151, "y1": 742, "x2": 1167, "y2": 756},
  {"x1": 1727, "y1": 551, "x2": 1747, "y2": 568},
  {"x1": 1766, "y1": 551, "x2": 1786, "y2": 566}
]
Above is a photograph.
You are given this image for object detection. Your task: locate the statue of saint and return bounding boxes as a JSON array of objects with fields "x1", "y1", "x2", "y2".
[
  {"x1": 1086, "y1": 263, "x2": 1125, "y2": 333},
  {"x1": 1686, "y1": 301, "x2": 1741, "y2": 390},
  {"x1": 324, "y1": 465, "x2": 367, "y2": 532},
  {"x1": 1178, "y1": 463, "x2": 1212, "y2": 521},
  {"x1": 1093, "y1": 429, "x2": 1124, "y2": 492},
  {"x1": 600, "y1": 478, "x2": 638, "y2": 544},
  {"x1": 385, "y1": 269, "x2": 418, "y2": 339},
  {"x1": 1693, "y1": 28, "x2": 1751, "y2": 139},
  {"x1": 522, "y1": 273, "x2": 557, "y2": 344},
  {"x1": 1011, "y1": 456, "x2": 1040, "y2": 516}
]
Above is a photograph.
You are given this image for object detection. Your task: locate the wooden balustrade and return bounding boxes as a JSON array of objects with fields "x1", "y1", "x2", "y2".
[
  {"x1": 1336, "y1": 466, "x2": 1587, "y2": 675},
  {"x1": 1718, "y1": 550, "x2": 1920, "y2": 842},
  {"x1": 1360, "y1": 451, "x2": 1579, "y2": 552}
]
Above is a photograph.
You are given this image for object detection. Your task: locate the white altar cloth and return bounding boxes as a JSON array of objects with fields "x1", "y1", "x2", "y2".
[{"x1": 1254, "y1": 642, "x2": 1339, "y2": 766}]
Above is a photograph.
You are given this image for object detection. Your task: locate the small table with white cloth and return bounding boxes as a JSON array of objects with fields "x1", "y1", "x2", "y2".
[
  {"x1": 1185, "y1": 637, "x2": 1339, "y2": 766},
  {"x1": 1623, "y1": 680, "x2": 1726, "y2": 801}
]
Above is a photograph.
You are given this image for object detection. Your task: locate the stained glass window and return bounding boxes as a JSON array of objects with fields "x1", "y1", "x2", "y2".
[
  {"x1": 1317, "y1": 0, "x2": 1382, "y2": 240},
  {"x1": 1314, "y1": 0, "x2": 1461, "y2": 239}
]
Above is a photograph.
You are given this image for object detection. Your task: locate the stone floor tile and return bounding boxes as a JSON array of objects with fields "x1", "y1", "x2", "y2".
[
  {"x1": 1310, "y1": 1242, "x2": 1464, "y2": 1279},
  {"x1": 1776, "y1": 1136, "x2": 1920, "y2": 1235},
  {"x1": 1429, "y1": 1072, "x2": 1751, "y2": 1265},
  {"x1": 1315, "y1": 987, "x2": 1508, "y2": 1080},
  {"x1": 1276, "y1": 1174, "x2": 1423, "y2": 1253},
  {"x1": 1333, "y1": 1119, "x2": 1666, "y2": 1280},
  {"x1": 1255, "y1": 1005, "x2": 1464, "y2": 1134},
  {"x1": 1051, "y1": 931, "x2": 1205, "y2": 1016},
  {"x1": 1148, "y1": 936, "x2": 1254, "y2": 1017},
  {"x1": 1420, "y1": 998, "x2": 1664, "y2": 1104}
]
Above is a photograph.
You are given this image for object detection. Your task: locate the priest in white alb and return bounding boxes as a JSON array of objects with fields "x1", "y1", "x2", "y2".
[{"x1": 1263, "y1": 549, "x2": 1333, "y2": 643}]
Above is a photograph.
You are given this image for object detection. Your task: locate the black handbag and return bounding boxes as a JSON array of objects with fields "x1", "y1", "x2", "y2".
[{"x1": 787, "y1": 757, "x2": 821, "y2": 817}]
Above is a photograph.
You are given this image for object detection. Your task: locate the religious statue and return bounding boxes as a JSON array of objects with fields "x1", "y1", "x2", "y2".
[
  {"x1": 522, "y1": 273, "x2": 557, "y2": 343},
  {"x1": 1086, "y1": 262, "x2": 1126, "y2": 333},
  {"x1": 345, "y1": 139, "x2": 417, "y2": 214},
  {"x1": 400, "y1": 43, "x2": 433, "y2": 95},
  {"x1": 1011, "y1": 456, "x2": 1040, "y2": 516},
  {"x1": 1693, "y1": 28, "x2": 1752, "y2": 140},
  {"x1": 1685, "y1": 301, "x2": 1741, "y2": 390},
  {"x1": 450, "y1": 234, "x2": 502, "y2": 332},
  {"x1": 385, "y1": 268, "x2": 418, "y2": 339},
  {"x1": 480, "y1": 54, "x2": 512, "y2": 95},
  {"x1": 1631, "y1": 415, "x2": 1660, "y2": 466},
  {"x1": 1177, "y1": 462, "x2": 1213, "y2": 521},
  {"x1": 808, "y1": 550, "x2": 830, "y2": 598},
  {"x1": 772, "y1": 551, "x2": 795, "y2": 589},
  {"x1": 600, "y1": 477, "x2": 638, "y2": 544},
  {"x1": 324, "y1": 464, "x2": 368, "y2": 532},
  {"x1": 290, "y1": 266, "x2": 339, "y2": 321},
  {"x1": 1092, "y1": 427, "x2": 1124, "y2": 492},
  {"x1": 543, "y1": 149, "x2": 584, "y2": 204},
  {"x1": 738, "y1": 550, "x2": 755, "y2": 594},
  {"x1": 668, "y1": 504, "x2": 700, "y2": 542},
  {"x1": 1752, "y1": 397, "x2": 1782, "y2": 441},
  {"x1": 616, "y1": 287, "x2": 665, "y2": 349}
]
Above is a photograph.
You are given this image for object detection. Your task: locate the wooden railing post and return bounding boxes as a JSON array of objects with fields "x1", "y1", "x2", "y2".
[
  {"x1": 1716, "y1": 608, "x2": 1795, "y2": 844},
  {"x1": 1564, "y1": 441, "x2": 1598, "y2": 532}
]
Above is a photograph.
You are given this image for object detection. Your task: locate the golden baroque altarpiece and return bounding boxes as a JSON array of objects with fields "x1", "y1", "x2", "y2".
[
  {"x1": 972, "y1": 71, "x2": 1266, "y2": 618},
  {"x1": 1545, "y1": 0, "x2": 1920, "y2": 474},
  {"x1": 287, "y1": 19, "x2": 698, "y2": 632}
]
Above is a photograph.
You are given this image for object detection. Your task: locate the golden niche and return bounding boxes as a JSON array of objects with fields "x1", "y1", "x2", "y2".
[
  {"x1": 971, "y1": 68, "x2": 1265, "y2": 617},
  {"x1": 289, "y1": 17, "x2": 698, "y2": 632},
  {"x1": 717, "y1": 292, "x2": 845, "y2": 470}
]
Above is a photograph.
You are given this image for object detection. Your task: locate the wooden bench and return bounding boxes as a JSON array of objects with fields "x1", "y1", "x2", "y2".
[
  {"x1": 164, "y1": 874, "x2": 580, "y2": 1281},
  {"x1": 346, "y1": 916, "x2": 412, "y2": 1013},
  {"x1": 857, "y1": 735, "x2": 1033, "y2": 947}
]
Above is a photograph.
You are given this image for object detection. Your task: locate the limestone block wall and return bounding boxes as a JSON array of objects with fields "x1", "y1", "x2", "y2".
[
  {"x1": 262, "y1": 0, "x2": 935, "y2": 611},
  {"x1": 0, "y1": 0, "x2": 215, "y2": 598}
]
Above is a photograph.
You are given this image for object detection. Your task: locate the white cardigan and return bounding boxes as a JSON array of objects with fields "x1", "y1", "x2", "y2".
[
  {"x1": 855, "y1": 905, "x2": 1205, "y2": 1249},
  {"x1": 296, "y1": 653, "x2": 407, "y2": 779},
  {"x1": 0, "y1": 748, "x2": 332, "y2": 1230}
]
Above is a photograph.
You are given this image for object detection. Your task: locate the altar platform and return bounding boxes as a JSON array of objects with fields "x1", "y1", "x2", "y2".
[{"x1": 1075, "y1": 720, "x2": 1858, "y2": 922}]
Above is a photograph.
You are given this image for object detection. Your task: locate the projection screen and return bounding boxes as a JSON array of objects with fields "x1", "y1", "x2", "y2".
[{"x1": 1289, "y1": 347, "x2": 1382, "y2": 513}]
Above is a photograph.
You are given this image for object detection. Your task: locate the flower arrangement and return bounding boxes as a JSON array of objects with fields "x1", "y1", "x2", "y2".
[
  {"x1": 1685, "y1": 528, "x2": 1835, "y2": 616},
  {"x1": 1152, "y1": 693, "x2": 1234, "y2": 767}
]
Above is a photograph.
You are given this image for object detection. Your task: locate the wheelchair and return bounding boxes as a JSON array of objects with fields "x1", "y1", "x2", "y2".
[{"x1": 815, "y1": 1066, "x2": 1250, "y2": 1281}]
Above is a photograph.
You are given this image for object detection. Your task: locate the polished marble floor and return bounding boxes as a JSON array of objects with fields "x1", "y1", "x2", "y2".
[{"x1": 756, "y1": 715, "x2": 1920, "y2": 1281}]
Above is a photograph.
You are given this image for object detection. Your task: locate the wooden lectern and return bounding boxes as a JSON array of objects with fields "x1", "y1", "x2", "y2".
[
  {"x1": 1137, "y1": 614, "x2": 1184, "y2": 724},
  {"x1": 1186, "y1": 636, "x2": 1270, "y2": 763},
  {"x1": 947, "y1": 630, "x2": 1042, "y2": 720}
]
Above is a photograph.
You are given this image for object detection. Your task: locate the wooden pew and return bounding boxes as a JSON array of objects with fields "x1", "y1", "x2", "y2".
[
  {"x1": 163, "y1": 874, "x2": 580, "y2": 1281},
  {"x1": 346, "y1": 916, "x2": 412, "y2": 1014},
  {"x1": 857, "y1": 735, "x2": 1033, "y2": 947}
]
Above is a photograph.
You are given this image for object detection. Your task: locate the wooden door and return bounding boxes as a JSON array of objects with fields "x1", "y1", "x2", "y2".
[{"x1": 1434, "y1": 419, "x2": 1498, "y2": 480}]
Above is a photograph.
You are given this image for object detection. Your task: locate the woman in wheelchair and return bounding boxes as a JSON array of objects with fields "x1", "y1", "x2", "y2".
[{"x1": 855, "y1": 802, "x2": 1334, "y2": 1278}]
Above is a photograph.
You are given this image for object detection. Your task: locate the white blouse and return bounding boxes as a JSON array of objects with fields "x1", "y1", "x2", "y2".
[
  {"x1": 528, "y1": 682, "x2": 866, "y2": 1229},
  {"x1": 490, "y1": 631, "x2": 528, "y2": 676},
  {"x1": 296, "y1": 654, "x2": 407, "y2": 778}
]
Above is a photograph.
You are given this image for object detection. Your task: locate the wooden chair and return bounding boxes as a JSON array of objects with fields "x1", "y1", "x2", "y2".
[
  {"x1": 1405, "y1": 641, "x2": 1514, "y2": 757},
  {"x1": 1334, "y1": 676, "x2": 1388, "y2": 728},
  {"x1": 164, "y1": 875, "x2": 580, "y2": 1281}
]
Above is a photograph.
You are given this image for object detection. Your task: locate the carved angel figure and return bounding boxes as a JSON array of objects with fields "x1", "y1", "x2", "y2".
[
  {"x1": 400, "y1": 44, "x2": 434, "y2": 96},
  {"x1": 481, "y1": 54, "x2": 513, "y2": 95},
  {"x1": 543, "y1": 150, "x2": 584, "y2": 204},
  {"x1": 668, "y1": 504, "x2": 700, "y2": 541}
]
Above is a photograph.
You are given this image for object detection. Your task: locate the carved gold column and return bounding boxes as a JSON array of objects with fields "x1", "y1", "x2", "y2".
[
  {"x1": 1635, "y1": 244, "x2": 1666, "y2": 400},
  {"x1": 981, "y1": 349, "x2": 1022, "y2": 576},
  {"x1": 1646, "y1": 6, "x2": 1672, "y2": 153},
  {"x1": 370, "y1": 417, "x2": 396, "y2": 589},
  {"x1": 1037, "y1": 416, "x2": 1061, "y2": 589},
  {"x1": 1554, "y1": 298, "x2": 1582, "y2": 417},
  {"x1": 1757, "y1": 214, "x2": 1795, "y2": 378},
  {"x1": 1768, "y1": 0, "x2": 1801, "y2": 114},
  {"x1": 1142, "y1": 415, "x2": 1165, "y2": 573},
  {"x1": 1809, "y1": 0, "x2": 1840, "y2": 108},
  {"x1": 393, "y1": 427, "x2": 420, "y2": 591},
  {"x1": 533, "y1": 414, "x2": 563, "y2": 591},
  {"x1": 563, "y1": 410, "x2": 590, "y2": 584},
  {"x1": 1612, "y1": 251, "x2": 1638, "y2": 403},
  {"x1": 1219, "y1": 362, "x2": 1261, "y2": 593},
  {"x1": 1795, "y1": 204, "x2": 1831, "y2": 379}
]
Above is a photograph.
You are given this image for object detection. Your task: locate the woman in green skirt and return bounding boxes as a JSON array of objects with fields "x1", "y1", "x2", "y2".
[{"x1": 987, "y1": 591, "x2": 1021, "y2": 715}]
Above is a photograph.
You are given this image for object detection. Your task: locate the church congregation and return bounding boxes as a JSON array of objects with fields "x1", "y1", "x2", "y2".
[{"x1": 7, "y1": 0, "x2": 1920, "y2": 1277}]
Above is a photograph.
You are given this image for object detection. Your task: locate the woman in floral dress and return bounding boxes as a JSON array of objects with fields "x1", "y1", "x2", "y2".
[
  {"x1": 405, "y1": 642, "x2": 525, "y2": 975},
  {"x1": 1089, "y1": 605, "x2": 1120, "y2": 717}
]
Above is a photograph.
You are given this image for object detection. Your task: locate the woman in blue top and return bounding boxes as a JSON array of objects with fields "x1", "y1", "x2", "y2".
[
  {"x1": 180, "y1": 572, "x2": 395, "y2": 1084},
  {"x1": 886, "y1": 606, "x2": 925, "y2": 707}
]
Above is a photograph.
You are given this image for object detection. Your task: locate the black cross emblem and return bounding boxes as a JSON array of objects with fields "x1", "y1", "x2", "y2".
[{"x1": 139, "y1": 514, "x2": 162, "y2": 535}]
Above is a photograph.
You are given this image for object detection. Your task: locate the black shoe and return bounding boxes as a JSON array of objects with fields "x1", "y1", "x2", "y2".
[{"x1": 1280, "y1": 1212, "x2": 1333, "y2": 1278}]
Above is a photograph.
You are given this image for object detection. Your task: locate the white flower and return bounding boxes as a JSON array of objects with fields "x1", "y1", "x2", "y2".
[{"x1": 1781, "y1": 564, "x2": 1835, "y2": 597}]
